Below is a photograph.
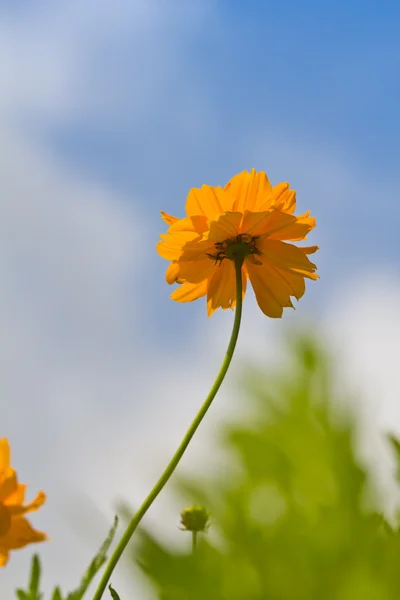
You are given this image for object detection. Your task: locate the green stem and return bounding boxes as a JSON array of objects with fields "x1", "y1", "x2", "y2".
[
  {"x1": 92, "y1": 259, "x2": 244, "y2": 600},
  {"x1": 192, "y1": 530, "x2": 197, "y2": 553}
]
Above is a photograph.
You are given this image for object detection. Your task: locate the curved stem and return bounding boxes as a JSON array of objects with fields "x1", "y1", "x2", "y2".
[{"x1": 92, "y1": 259, "x2": 244, "y2": 600}]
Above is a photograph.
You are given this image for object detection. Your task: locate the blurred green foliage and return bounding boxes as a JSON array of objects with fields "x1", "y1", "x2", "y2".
[{"x1": 128, "y1": 335, "x2": 400, "y2": 599}]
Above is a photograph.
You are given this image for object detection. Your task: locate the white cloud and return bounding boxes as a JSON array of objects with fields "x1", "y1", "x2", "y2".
[
  {"x1": 0, "y1": 1, "x2": 218, "y2": 596},
  {"x1": 0, "y1": 0, "x2": 216, "y2": 129},
  {"x1": 0, "y1": 122, "x2": 145, "y2": 594},
  {"x1": 326, "y1": 271, "x2": 400, "y2": 515}
]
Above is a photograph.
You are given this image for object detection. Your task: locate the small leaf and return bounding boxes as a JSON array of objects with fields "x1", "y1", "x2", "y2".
[
  {"x1": 66, "y1": 516, "x2": 118, "y2": 600},
  {"x1": 108, "y1": 584, "x2": 121, "y2": 599},
  {"x1": 16, "y1": 555, "x2": 42, "y2": 600},
  {"x1": 29, "y1": 555, "x2": 41, "y2": 598},
  {"x1": 51, "y1": 587, "x2": 64, "y2": 600}
]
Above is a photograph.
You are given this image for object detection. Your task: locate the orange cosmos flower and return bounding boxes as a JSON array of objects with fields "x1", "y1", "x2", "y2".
[
  {"x1": 157, "y1": 169, "x2": 318, "y2": 317},
  {"x1": 0, "y1": 438, "x2": 47, "y2": 566}
]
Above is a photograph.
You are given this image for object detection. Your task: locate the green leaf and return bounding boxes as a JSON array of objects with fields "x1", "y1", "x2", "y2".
[
  {"x1": 16, "y1": 554, "x2": 42, "y2": 600},
  {"x1": 66, "y1": 516, "x2": 118, "y2": 600},
  {"x1": 51, "y1": 587, "x2": 64, "y2": 600},
  {"x1": 29, "y1": 555, "x2": 41, "y2": 598},
  {"x1": 108, "y1": 584, "x2": 121, "y2": 599}
]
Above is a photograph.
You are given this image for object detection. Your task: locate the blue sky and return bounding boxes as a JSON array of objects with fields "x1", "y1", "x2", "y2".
[
  {"x1": 31, "y1": 0, "x2": 400, "y2": 326},
  {"x1": 47, "y1": 0, "x2": 400, "y2": 171},
  {"x1": 2, "y1": 0, "x2": 400, "y2": 596}
]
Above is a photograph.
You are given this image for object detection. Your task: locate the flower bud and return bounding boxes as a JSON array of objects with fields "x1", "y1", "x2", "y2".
[{"x1": 180, "y1": 506, "x2": 209, "y2": 532}]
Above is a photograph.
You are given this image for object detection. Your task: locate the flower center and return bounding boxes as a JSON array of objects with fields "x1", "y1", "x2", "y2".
[
  {"x1": 0, "y1": 504, "x2": 11, "y2": 536},
  {"x1": 206, "y1": 233, "x2": 261, "y2": 264}
]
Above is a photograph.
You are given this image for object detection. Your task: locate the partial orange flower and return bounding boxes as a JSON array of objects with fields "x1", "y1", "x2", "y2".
[
  {"x1": 0, "y1": 438, "x2": 47, "y2": 566},
  {"x1": 157, "y1": 169, "x2": 318, "y2": 317}
]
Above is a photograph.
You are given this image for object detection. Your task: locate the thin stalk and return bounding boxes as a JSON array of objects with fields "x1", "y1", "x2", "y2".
[
  {"x1": 92, "y1": 258, "x2": 244, "y2": 600},
  {"x1": 192, "y1": 530, "x2": 197, "y2": 553}
]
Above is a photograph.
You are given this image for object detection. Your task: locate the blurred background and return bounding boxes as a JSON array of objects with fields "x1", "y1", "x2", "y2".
[{"x1": 2, "y1": 0, "x2": 400, "y2": 597}]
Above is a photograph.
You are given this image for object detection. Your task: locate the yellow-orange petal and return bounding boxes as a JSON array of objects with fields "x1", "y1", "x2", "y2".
[
  {"x1": 8, "y1": 491, "x2": 46, "y2": 516},
  {"x1": 160, "y1": 211, "x2": 179, "y2": 225},
  {"x1": 245, "y1": 209, "x2": 316, "y2": 241},
  {"x1": 273, "y1": 186, "x2": 296, "y2": 214},
  {"x1": 0, "y1": 548, "x2": 9, "y2": 566},
  {"x1": 258, "y1": 239, "x2": 318, "y2": 279},
  {"x1": 246, "y1": 261, "x2": 284, "y2": 318},
  {"x1": 0, "y1": 440, "x2": 10, "y2": 474},
  {"x1": 207, "y1": 260, "x2": 237, "y2": 316},
  {"x1": 0, "y1": 469, "x2": 17, "y2": 503},
  {"x1": 266, "y1": 212, "x2": 315, "y2": 241},
  {"x1": 170, "y1": 280, "x2": 208, "y2": 303},
  {"x1": 179, "y1": 239, "x2": 215, "y2": 262},
  {"x1": 224, "y1": 169, "x2": 272, "y2": 213},
  {"x1": 247, "y1": 256, "x2": 296, "y2": 310},
  {"x1": 186, "y1": 185, "x2": 229, "y2": 220},
  {"x1": 3, "y1": 484, "x2": 26, "y2": 507},
  {"x1": 166, "y1": 262, "x2": 181, "y2": 284},
  {"x1": 0, "y1": 516, "x2": 47, "y2": 551},
  {"x1": 168, "y1": 215, "x2": 209, "y2": 235},
  {"x1": 208, "y1": 212, "x2": 243, "y2": 242},
  {"x1": 240, "y1": 210, "x2": 274, "y2": 236},
  {"x1": 157, "y1": 231, "x2": 202, "y2": 261},
  {"x1": 258, "y1": 182, "x2": 297, "y2": 214},
  {"x1": 176, "y1": 258, "x2": 216, "y2": 284},
  {"x1": 299, "y1": 245, "x2": 319, "y2": 255},
  {"x1": 270, "y1": 265, "x2": 306, "y2": 300}
]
